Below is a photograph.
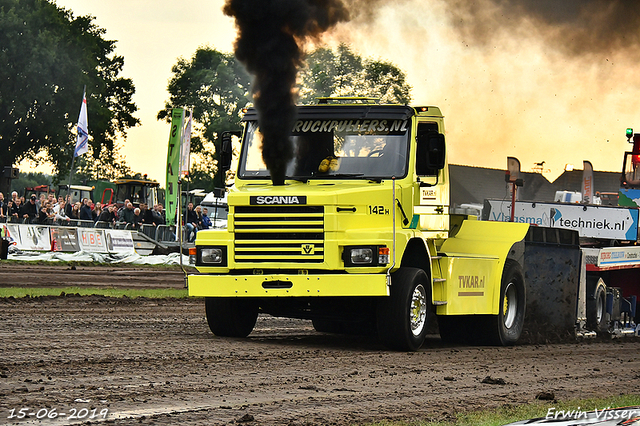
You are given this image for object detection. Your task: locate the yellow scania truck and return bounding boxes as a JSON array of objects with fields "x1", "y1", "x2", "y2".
[{"x1": 188, "y1": 100, "x2": 533, "y2": 351}]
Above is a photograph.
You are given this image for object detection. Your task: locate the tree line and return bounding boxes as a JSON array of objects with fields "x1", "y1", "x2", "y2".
[{"x1": 0, "y1": 0, "x2": 412, "y2": 195}]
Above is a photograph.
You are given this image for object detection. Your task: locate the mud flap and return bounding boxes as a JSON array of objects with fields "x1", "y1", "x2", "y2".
[{"x1": 523, "y1": 226, "x2": 581, "y2": 342}]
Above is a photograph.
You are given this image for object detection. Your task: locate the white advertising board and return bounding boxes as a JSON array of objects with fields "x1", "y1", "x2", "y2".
[
  {"x1": 77, "y1": 228, "x2": 107, "y2": 253},
  {"x1": 11, "y1": 224, "x2": 52, "y2": 251},
  {"x1": 596, "y1": 246, "x2": 640, "y2": 268},
  {"x1": 104, "y1": 229, "x2": 135, "y2": 253},
  {"x1": 483, "y1": 199, "x2": 640, "y2": 241},
  {"x1": 2, "y1": 224, "x2": 140, "y2": 255}
]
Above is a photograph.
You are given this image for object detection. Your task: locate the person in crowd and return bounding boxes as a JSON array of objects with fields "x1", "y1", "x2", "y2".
[
  {"x1": 36, "y1": 193, "x2": 46, "y2": 211},
  {"x1": 37, "y1": 200, "x2": 55, "y2": 224},
  {"x1": 7, "y1": 200, "x2": 15, "y2": 222},
  {"x1": 0, "y1": 192, "x2": 6, "y2": 220},
  {"x1": 64, "y1": 195, "x2": 73, "y2": 218},
  {"x1": 92, "y1": 202, "x2": 102, "y2": 221},
  {"x1": 139, "y1": 203, "x2": 157, "y2": 227},
  {"x1": 54, "y1": 199, "x2": 71, "y2": 223},
  {"x1": 21, "y1": 195, "x2": 38, "y2": 222},
  {"x1": 98, "y1": 205, "x2": 116, "y2": 226},
  {"x1": 119, "y1": 202, "x2": 135, "y2": 227},
  {"x1": 194, "y1": 205, "x2": 204, "y2": 229},
  {"x1": 7, "y1": 191, "x2": 18, "y2": 221},
  {"x1": 111, "y1": 204, "x2": 119, "y2": 221},
  {"x1": 201, "y1": 207, "x2": 212, "y2": 230},
  {"x1": 152, "y1": 204, "x2": 165, "y2": 225},
  {"x1": 133, "y1": 207, "x2": 142, "y2": 229},
  {"x1": 53, "y1": 195, "x2": 64, "y2": 214},
  {"x1": 79, "y1": 198, "x2": 93, "y2": 221},
  {"x1": 69, "y1": 202, "x2": 81, "y2": 220},
  {"x1": 184, "y1": 202, "x2": 198, "y2": 242},
  {"x1": 117, "y1": 199, "x2": 131, "y2": 219},
  {"x1": 9, "y1": 198, "x2": 20, "y2": 221}
]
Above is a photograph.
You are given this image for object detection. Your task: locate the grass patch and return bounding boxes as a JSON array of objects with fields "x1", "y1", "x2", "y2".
[
  {"x1": 0, "y1": 287, "x2": 190, "y2": 299},
  {"x1": 368, "y1": 394, "x2": 640, "y2": 426}
]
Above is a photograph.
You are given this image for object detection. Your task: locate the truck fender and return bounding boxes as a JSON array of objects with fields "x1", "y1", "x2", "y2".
[{"x1": 400, "y1": 237, "x2": 432, "y2": 281}]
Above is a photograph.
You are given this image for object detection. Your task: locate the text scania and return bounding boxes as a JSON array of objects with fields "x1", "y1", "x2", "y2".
[
  {"x1": 252, "y1": 196, "x2": 306, "y2": 205},
  {"x1": 292, "y1": 119, "x2": 408, "y2": 134}
]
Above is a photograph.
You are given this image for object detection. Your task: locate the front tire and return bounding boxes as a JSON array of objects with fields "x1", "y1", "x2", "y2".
[
  {"x1": 205, "y1": 297, "x2": 258, "y2": 337},
  {"x1": 377, "y1": 268, "x2": 430, "y2": 351},
  {"x1": 484, "y1": 260, "x2": 526, "y2": 345}
]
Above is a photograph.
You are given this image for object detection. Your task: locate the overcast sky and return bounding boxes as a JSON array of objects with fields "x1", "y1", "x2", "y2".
[{"x1": 33, "y1": 0, "x2": 640, "y2": 188}]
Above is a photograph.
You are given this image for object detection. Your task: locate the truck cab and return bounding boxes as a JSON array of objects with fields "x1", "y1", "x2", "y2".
[{"x1": 189, "y1": 101, "x2": 528, "y2": 350}]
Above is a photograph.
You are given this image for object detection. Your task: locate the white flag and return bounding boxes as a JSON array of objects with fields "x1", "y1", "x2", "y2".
[
  {"x1": 74, "y1": 91, "x2": 89, "y2": 157},
  {"x1": 179, "y1": 113, "x2": 192, "y2": 176}
]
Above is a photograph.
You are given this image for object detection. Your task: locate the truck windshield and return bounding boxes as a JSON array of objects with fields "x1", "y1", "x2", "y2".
[{"x1": 238, "y1": 119, "x2": 410, "y2": 180}]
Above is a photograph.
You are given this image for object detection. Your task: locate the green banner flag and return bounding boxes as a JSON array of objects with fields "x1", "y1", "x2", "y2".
[{"x1": 165, "y1": 108, "x2": 184, "y2": 226}]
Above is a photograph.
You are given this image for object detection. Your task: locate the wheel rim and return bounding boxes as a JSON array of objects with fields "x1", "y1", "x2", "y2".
[
  {"x1": 596, "y1": 292, "x2": 604, "y2": 324},
  {"x1": 503, "y1": 281, "x2": 518, "y2": 329},
  {"x1": 410, "y1": 284, "x2": 427, "y2": 337}
]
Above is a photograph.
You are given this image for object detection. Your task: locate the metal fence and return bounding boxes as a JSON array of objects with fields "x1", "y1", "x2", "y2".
[{"x1": 1, "y1": 216, "x2": 178, "y2": 244}]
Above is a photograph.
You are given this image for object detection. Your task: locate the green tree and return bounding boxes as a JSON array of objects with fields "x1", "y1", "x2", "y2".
[
  {"x1": 74, "y1": 144, "x2": 134, "y2": 183},
  {"x1": 0, "y1": 0, "x2": 139, "y2": 196},
  {"x1": 157, "y1": 47, "x2": 252, "y2": 189},
  {"x1": 9, "y1": 172, "x2": 52, "y2": 197},
  {"x1": 298, "y1": 44, "x2": 412, "y2": 104},
  {"x1": 159, "y1": 44, "x2": 411, "y2": 188}
]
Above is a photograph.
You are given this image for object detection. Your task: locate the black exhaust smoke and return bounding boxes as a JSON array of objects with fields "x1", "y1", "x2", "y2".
[
  {"x1": 449, "y1": 0, "x2": 640, "y2": 55},
  {"x1": 224, "y1": 0, "x2": 350, "y2": 185}
]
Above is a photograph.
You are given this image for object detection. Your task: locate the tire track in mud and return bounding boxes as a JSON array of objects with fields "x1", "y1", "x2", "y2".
[
  {"x1": 1, "y1": 296, "x2": 640, "y2": 425},
  {"x1": 0, "y1": 264, "x2": 187, "y2": 289}
]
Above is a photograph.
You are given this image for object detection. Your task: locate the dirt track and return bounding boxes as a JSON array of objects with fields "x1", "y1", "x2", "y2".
[{"x1": 1, "y1": 265, "x2": 640, "y2": 425}]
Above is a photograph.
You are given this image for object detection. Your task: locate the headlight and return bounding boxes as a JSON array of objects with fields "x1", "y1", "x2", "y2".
[
  {"x1": 342, "y1": 246, "x2": 388, "y2": 267},
  {"x1": 197, "y1": 246, "x2": 227, "y2": 266},
  {"x1": 351, "y1": 248, "x2": 373, "y2": 264}
]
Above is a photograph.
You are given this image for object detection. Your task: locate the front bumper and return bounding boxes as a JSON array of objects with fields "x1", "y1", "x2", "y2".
[{"x1": 188, "y1": 273, "x2": 390, "y2": 297}]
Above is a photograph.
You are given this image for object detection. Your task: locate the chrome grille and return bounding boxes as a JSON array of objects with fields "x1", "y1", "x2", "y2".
[{"x1": 233, "y1": 205, "x2": 324, "y2": 263}]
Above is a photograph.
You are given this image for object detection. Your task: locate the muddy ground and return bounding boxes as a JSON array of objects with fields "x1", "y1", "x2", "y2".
[{"x1": 1, "y1": 264, "x2": 640, "y2": 425}]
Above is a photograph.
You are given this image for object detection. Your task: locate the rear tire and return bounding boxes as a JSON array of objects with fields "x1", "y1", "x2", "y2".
[
  {"x1": 586, "y1": 277, "x2": 607, "y2": 333},
  {"x1": 377, "y1": 268, "x2": 430, "y2": 351},
  {"x1": 205, "y1": 297, "x2": 258, "y2": 337},
  {"x1": 484, "y1": 260, "x2": 525, "y2": 345}
]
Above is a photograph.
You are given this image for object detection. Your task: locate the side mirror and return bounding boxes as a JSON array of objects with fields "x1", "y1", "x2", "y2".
[
  {"x1": 219, "y1": 131, "x2": 241, "y2": 172},
  {"x1": 416, "y1": 131, "x2": 446, "y2": 175},
  {"x1": 220, "y1": 133, "x2": 233, "y2": 172}
]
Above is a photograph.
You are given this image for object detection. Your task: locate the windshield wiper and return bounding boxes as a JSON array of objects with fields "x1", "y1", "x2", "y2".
[{"x1": 325, "y1": 173, "x2": 365, "y2": 178}]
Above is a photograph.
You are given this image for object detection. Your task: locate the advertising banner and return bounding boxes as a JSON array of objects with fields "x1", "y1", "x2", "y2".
[
  {"x1": 78, "y1": 228, "x2": 107, "y2": 253},
  {"x1": 50, "y1": 227, "x2": 80, "y2": 252},
  {"x1": 104, "y1": 229, "x2": 135, "y2": 253},
  {"x1": 596, "y1": 246, "x2": 640, "y2": 268},
  {"x1": 2, "y1": 224, "x2": 20, "y2": 248},
  {"x1": 165, "y1": 108, "x2": 185, "y2": 226},
  {"x1": 14, "y1": 224, "x2": 51, "y2": 251},
  {"x1": 484, "y1": 199, "x2": 639, "y2": 240}
]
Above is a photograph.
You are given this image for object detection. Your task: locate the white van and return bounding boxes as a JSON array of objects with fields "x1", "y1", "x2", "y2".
[{"x1": 199, "y1": 191, "x2": 228, "y2": 229}]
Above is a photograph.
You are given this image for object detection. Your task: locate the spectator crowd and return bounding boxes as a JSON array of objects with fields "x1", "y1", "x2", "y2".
[
  {"x1": 0, "y1": 191, "x2": 216, "y2": 244},
  {"x1": 0, "y1": 191, "x2": 169, "y2": 230}
]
